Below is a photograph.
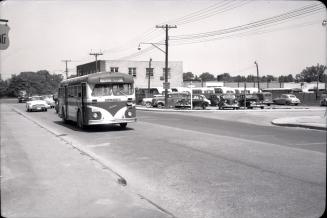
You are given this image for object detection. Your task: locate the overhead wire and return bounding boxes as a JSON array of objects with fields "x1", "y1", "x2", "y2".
[{"x1": 170, "y1": 3, "x2": 324, "y2": 42}]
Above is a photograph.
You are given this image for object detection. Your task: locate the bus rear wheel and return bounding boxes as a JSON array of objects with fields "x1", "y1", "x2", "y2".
[{"x1": 120, "y1": 123, "x2": 127, "y2": 129}]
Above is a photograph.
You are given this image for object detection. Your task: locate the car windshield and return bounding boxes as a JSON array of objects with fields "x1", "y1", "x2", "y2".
[
  {"x1": 289, "y1": 95, "x2": 296, "y2": 98},
  {"x1": 31, "y1": 96, "x2": 43, "y2": 101},
  {"x1": 92, "y1": 83, "x2": 134, "y2": 96}
]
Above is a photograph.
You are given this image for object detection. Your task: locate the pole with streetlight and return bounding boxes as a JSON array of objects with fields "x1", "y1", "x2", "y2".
[
  {"x1": 254, "y1": 61, "x2": 260, "y2": 92},
  {"x1": 138, "y1": 24, "x2": 177, "y2": 108},
  {"x1": 148, "y1": 58, "x2": 152, "y2": 97}
]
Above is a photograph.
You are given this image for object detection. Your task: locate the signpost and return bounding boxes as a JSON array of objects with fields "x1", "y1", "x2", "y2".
[
  {"x1": 0, "y1": 19, "x2": 10, "y2": 50},
  {"x1": 163, "y1": 82, "x2": 170, "y2": 89},
  {"x1": 188, "y1": 83, "x2": 195, "y2": 110}
]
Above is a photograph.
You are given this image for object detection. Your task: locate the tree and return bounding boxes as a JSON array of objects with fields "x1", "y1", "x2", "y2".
[
  {"x1": 0, "y1": 78, "x2": 8, "y2": 97},
  {"x1": 199, "y1": 72, "x2": 216, "y2": 81},
  {"x1": 183, "y1": 72, "x2": 194, "y2": 81},
  {"x1": 5, "y1": 70, "x2": 63, "y2": 97},
  {"x1": 296, "y1": 64, "x2": 326, "y2": 82},
  {"x1": 217, "y1": 73, "x2": 231, "y2": 81}
]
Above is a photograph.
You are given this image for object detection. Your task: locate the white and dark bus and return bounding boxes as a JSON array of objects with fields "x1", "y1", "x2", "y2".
[{"x1": 58, "y1": 72, "x2": 136, "y2": 129}]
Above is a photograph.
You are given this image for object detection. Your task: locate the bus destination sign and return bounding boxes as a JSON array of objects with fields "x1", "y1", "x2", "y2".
[{"x1": 99, "y1": 77, "x2": 124, "y2": 83}]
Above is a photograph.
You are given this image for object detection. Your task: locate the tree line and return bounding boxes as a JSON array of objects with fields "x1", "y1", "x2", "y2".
[
  {"x1": 183, "y1": 64, "x2": 327, "y2": 83},
  {"x1": 0, "y1": 70, "x2": 63, "y2": 97}
]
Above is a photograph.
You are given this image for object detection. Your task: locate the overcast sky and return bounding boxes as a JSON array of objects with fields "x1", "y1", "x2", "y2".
[{"x1": 0, "y1": 0, "x2": 326, "y2": 79}]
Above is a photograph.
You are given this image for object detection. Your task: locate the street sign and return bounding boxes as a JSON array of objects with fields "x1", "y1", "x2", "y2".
[
  {"x1": 0, "y1": 23, "x2": 10, "y2": 50},
  {"x1": 163, "y1": 82, "x2": 170, "y2": 89}
]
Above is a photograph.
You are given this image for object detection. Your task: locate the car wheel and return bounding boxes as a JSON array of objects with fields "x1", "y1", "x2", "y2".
[
  {"x1": 285, "y1": 101, "x2": 290, "y2": 105},
  {"x1": 145, "y1": 102, "x2": 152, "y2": 108},
  {"x1": 76, "y1": 110, "x2": 84, "y2": 129},
  {"x1": 120, "y1": 123, "x2": 127, "y2": 129},
  {"x1": 158, "y1": 103, "x2": 164, "y2": 108},
  {"x1": 294, "y1": 103, "x2": 298, "y2": 106},
  {"x1": 44, "y1": 108, "x2": 47, "y2": 112},
  {"x1": 202, "y1": 104, "x2": 207, "y2": 110}
]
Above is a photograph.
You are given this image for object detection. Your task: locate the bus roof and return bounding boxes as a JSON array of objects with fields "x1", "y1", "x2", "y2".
[{"x1": 60, "y1": 72, "x2": 134, "y2": 86}]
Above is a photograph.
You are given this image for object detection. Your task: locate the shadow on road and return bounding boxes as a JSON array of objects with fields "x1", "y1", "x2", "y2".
[{"x1": 53, "y1": 121, "x2": 134, "y2": 133}]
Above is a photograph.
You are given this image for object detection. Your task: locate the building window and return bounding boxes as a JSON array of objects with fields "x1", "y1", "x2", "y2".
[
  {"x1": 162, "y1": 68, "x2": 171, "y2": 79},
  {"x1": 146, "y1": 68, "x2": 154, "y2": 77},
  {"x1": 110, "y1": 67, "x2": 119, "y2": 73},
  {"x1": 128, "y1": 67, "x2": 137, "y2": 77}
]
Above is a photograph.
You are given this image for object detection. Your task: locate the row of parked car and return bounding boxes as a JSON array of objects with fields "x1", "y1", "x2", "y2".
[{"x1": 142, "y1": 92, "x2": 304, "y2": 110}]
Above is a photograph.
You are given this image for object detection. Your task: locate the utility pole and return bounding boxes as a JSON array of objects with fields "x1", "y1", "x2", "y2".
[
  {"x1": 156, "y1": 24, "x2": 177, "y2": 108},
  {"x1": 62, "y1": 60, "x2": 71, "y2": 79},
  {"x1": 89, "y1": 51, "x2": 103, "y2": 73},
  {"x1": 148, "y1": 58, "x2": 152, "y2": 97},
  {"x1": 254, "y1": 61, "x2": 260, "y2": 92}
]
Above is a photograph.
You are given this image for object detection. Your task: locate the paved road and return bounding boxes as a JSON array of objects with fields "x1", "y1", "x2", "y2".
[{"x1": 3, "y1": 101, "x2": 326, "y2": 218}]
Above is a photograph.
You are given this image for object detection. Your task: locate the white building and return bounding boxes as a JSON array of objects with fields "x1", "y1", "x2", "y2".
[{"x1": 76, "y1": 60, "x2": 183, "y2": 89}]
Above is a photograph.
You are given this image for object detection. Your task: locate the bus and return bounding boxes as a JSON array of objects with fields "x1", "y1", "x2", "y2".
[{"x1": 58, "y1": 72, "x2": 136, "y2": 129}]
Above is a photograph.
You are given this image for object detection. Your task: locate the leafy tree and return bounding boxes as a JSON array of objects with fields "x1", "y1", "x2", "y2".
[
  {"x1": 183, "y1": 72, "x2": 194, "y2": 81},
  {"x1": 295, "y1": 64, "x2": 326, "y2": 82},
  {"x1": 6, "y1": 70, "x2": 63, "y2": 97},
  {"x1": 217, "y1": 73, "x2": 231, "y2": 81},
  {"x1": 199, "y1": 72, "x2": 216, "y2": 81},
  {"x1": 0, "y1": 78, "x2": 8, "y2": 97}
]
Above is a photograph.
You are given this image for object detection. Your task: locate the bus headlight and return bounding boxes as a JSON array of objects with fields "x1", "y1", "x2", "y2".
[
  {"x1": 92, "y1": 112, "x2": 101, "y2": 119},
  {"x1": 127, "y1": 111, "x2": 132, "y2": 117}
]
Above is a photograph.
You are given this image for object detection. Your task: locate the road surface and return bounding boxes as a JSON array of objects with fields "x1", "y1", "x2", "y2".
[{"x1": 2, "y1": 100, "x2": 326, "y2": 218}]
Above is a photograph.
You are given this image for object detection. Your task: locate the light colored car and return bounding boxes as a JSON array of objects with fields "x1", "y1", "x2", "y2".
[
  {"x1": 273, "y1": 94, "x2": 301, "y2": 105},
  {"x1": 26, "y1": 96, "x2": 49, "y2": 112},
  {"x1": 199, "y1": 94, "x2": 211, "y2": 105},
  {"x1": 42, "y1": 95, "x2": 55, "y2": 108}
]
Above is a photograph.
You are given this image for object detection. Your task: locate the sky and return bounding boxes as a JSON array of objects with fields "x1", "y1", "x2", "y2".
[{"x1": 0, "y1": 0, "x2": 326, "y2": 80}]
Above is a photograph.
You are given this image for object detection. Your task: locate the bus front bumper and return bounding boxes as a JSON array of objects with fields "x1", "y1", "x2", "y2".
[{"x1": 87, "y1": 118, "x2": 137, "y2": 125}]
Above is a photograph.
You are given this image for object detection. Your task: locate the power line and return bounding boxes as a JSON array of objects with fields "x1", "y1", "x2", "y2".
[{"x1": 170, "y1": 3, "x2": 324, "y2": 42}]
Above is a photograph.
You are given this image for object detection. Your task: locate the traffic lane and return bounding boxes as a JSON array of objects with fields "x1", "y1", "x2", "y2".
[
  {"x1": 137, "y1": 110, "x2": 326, "y2": 153},
  {"x1": 74, "y1": 121, "x2": 325, "y2": 218},
  {"x1": 10, "y1": 103, "x2": 326, "y2": 217},
  {"x1": 1, "y1": 104, "x2": 169, "y2": 218}
]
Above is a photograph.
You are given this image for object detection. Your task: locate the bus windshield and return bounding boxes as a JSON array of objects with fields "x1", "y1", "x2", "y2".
[{"x1": 92, "y1": 83, "x2": 134, "y2": 96}]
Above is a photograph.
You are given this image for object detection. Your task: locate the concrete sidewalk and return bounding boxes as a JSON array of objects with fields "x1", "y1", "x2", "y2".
[
  {"x1": 1, "y1": 104, "x2": 170, "y2": 218},
  {"x1": 271, "y1": 116, "x2": 326, "y2": 131}
]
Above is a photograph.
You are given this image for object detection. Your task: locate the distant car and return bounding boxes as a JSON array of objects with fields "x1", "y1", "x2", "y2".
[
  {"x1": 17, "y1": 90, "x2": 28, "y2": 103},
  {"x1": 218, "y1": 95, "x2": 239, "y2": 110},
  {"x1": 142, "y1": 95, "x2": 163, "y2": 108},
  {"x1": 273, "y1": 94, "x2": 301, "y2": 105},
  {"x1": 320, "y1": 93, "x2": 327, "y2": 106},
  {"x1": 26, "y1": 96, "x2": 49, "y2": 112},
  {"x1": 256, "y1": 92, "x2": 273, "y2": 106},
  {"x1": 199, "y1": 94, "x2": 211, "y2": 105},
  {"x1": 42, "y1": 95, "x2": 55, "y2": 108},
  {"x1": 237, "y1": 94, "x2": 264, "y2": 109},
  {"x1": 152, "y1": 92, "x2": 189, "y2": 108},
  {"x1": 208, "y1": 94, "x2": 220, "y2": 106}
]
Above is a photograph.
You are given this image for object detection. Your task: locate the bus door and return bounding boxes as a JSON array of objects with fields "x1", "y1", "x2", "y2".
[
  {"x1": 81, "y1": 83, "x2": 87, "y2": 121},
  {"x1": 64, "y1": 86, "x2": 68, "y2": 118}
]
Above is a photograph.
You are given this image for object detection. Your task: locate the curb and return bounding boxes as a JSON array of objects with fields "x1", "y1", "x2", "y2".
[
  {"x1": 271, "y1": 120, "x2": 327, "y2": 131},
  {"x1": 11, "y1": 107, "x2": 128, "y2": 186}
]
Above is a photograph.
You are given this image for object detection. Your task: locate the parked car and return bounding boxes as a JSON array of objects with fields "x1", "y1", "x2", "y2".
[
  {"x1": 208, "y1": 94, "x2": 220, "y2": 106},
  {"x1": 237, "y1": 94, "x2": 265, "y2": 109},
  {"x1": 218, "y1": 94, "x2": 239, "y2": 110},
  {"x1": 256, "y1": 92, "x2": 273, "y2": 106},
  {"x1": 152, "y1": 92, "x2": 189, "y2": 108},
  {"x1": 142, "y1": 94, "x2": 163, "y2": 107},
  {"x1": 199, "y1": 94, "x2": 211, "y2": 105},
  {"x1": 26, "y1": 96, "x2": 49, "y2": 112},
  {"x1": 320, "y1": 93, "x2": 327, "y2": 106},
  {"x1": 273, "y1": 94, "x2": 301, "y2": 105},
  {"x1": 189, "y1": 94, "x2": 209, "y2": 109}
]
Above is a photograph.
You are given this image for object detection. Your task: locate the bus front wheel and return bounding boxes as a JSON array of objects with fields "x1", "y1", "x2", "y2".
[{"x1": 120, "y1": 123, "x2": 127, "y2": 129}]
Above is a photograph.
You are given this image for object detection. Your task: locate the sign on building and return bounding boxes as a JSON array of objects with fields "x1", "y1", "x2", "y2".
[
  {"x1": 0, "y1": 23, "x2": 10, "y2": 50},
  {"x1": 163, "y1": 82, "x2": 170, "y2": 89}
]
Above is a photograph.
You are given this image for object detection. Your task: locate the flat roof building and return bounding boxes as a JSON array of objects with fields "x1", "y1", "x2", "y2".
[{"x1": 76, "y1": 60, "x2": 183, "y2": 89}]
